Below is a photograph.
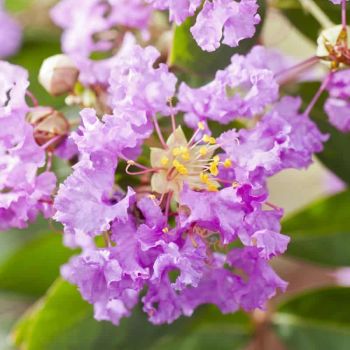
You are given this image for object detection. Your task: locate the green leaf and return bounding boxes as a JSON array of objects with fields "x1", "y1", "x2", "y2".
[
  {"x1": 282, "y1": 190, "x2": 350, "y2": 266},
  {"x1": 169, "y1": 0, "x2": 266, "y2": 85},
  {"x1": 293, "y1": 82, "x2": 350, "y2": 185},
  {"x1": 0, "y1": 217, "x2": 48, "y2": 265},
  {"x1": 273, "y1": 0, "x2": 350, "y2": 42},
  {"x1": 5, "y1": 0, "x2": 35, "y2": 12},
  {"x1": 273, "y1": 287, "x2": 350, "y2": 350},
  {"x1": 0, "y1": 233, "x2": 73, "y2": 296},
  {"x1": 13, "y1": 279, "x2": 252, "y2": 350}
]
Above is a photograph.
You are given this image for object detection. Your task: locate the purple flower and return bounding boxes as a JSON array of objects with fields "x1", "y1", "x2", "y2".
[
  {"x1": 0, "y1": 2, "x2": 22, "y2": 58},
  {"x1": 245, "y1": 45, "x2": 291, "y2": 74},
  {"x1": 148, "y1": 0, "x2": 260, "y2": 52},
  {"x1": 325, "y1": 70, "x2": 350, "y2": 132},
  {"x1": 191, "y1": 0, "x2": 260, "y2": 52},
  {"x1": 178, "y1": 49, "x2": 279, "y2": 125},
  {"x1": 51, "y1": 0, "x2": 152, "y2": 87},
  {"x1": 54, "y1": 159, "x2": 135, "y2": 248},
  {"x1": 71, "y1": 32, "x2": 138, "y2": 87},
  {"x1": 218, "y1": 96, "x2": 327, "y2": 186},
  {"x1": 51, "y1": 0, "x2": 151, "y2": 57},
  {"x1": 54, "y1": 42, "x2": 329, "y2": 327},
  {"x1": 61, "y1": 248, "x2": 141, "y2": 325},
  {"x1": 108, "y1": 44, "x2": 177, "y2": 117},
  {"x1": 0, "y1": 62, "x2": 56, "y2": 231},
  {"x1": 146, "y1": 0, "x2": 202, "y2": 24},
  {"x1": 226, "y1": 247, "x2": 287, "y2": 310},
  {"x1": 72, "y1": 108, "x2": 148, "y2": 161}
]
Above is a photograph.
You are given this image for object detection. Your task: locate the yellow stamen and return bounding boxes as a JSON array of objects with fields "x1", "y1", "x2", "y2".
[
  {"x1": 223, "y1": 158, "x2": 232, "y2": 168},
  {"x1": 207, "y1": 181, "x2": 219, "y2": 192},
  {"x1": 198, "y1": 121, "x2": 205, "y2": 130},
  {"x1": 160, "y1": 156, "x2": 169, "y2": 166},
  {"x1": 199, "y1": 146, "x2": 208, "y2": 156},
  {"x1": 203, "y1": 134, "x2": 216, "y2": 145},
  {"x1": 209, "y1": 162, "x2": 219, "y2": 176},
  {"x1": 173, "y1": 160, "x2": 188, "y2": 175},
  {"x1": 181, "y1": 153, "x2": 190, "y2": 161},
  {"x1": 213, "y1": 155, "x2": 220, "y2": 163},
  {"x1": 200, "y1": 172, "x2": 209, "y2": 184},
  {"x1": 162, "y1": 227, "x2": 169, "y2": 233},
  {"x1": 172, "y1": 147, "x2": 181, "y2": 157}
]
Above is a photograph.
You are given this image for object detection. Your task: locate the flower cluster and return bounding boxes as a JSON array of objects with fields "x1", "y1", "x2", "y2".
[
  {"x1": 55, "y1": 42, "x2": 327, "y2": 326},
  {"x1": 3, "y1": 0, "x2": 348, "y2": 331},
  {"x1": 0, "y1": 62, "x2": 56, "y2": 230},
  {"x1": 147, "y1": 0, "x2": 261, "y2": 51},
  {"x1": 0, "y1": 1, "x2": 22, "y2": 58},
  {"x1": 51, "y1": 0, "x2": 260, "y2": 59}
]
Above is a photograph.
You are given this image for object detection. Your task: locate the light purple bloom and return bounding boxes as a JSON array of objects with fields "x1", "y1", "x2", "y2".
[
  {"x1": 51, "y1": 0, "x2": 151, "y2": 57},
  {"x1": 146, "y1": 0, "x2": 201, "y2": 24},
  {"x1": 325, "y1": 70, "x2": 350, "y2": 132},
  {"x1": 108, "y1": 44, "x2": 177, "y2": 117},
  {"x1": 0, "y1": 62, "x2": 56, "y2": 231},
  {"x1": 148, "y1": 0, "x2": 260, "y2": 52},
  {"x1": 54, "y1": 42, "x2": 329, "y2": 328},
  {"x1": 218, "y1": 96, "x2": 327, "y2": 186},
  {"x1": 191, "y1": 0, "x2": 260, "y2": 52},
  {"x1": 0, "y1": 1, "x2": 22, "y2": 58},
  {"x1": 178, "y1": 50, "x2": 279, "y2": 125}
]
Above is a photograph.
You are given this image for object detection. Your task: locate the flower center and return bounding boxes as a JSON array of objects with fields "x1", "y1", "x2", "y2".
[{"x1": 149, "y1": 124, "x2": 232, "y2": 200}]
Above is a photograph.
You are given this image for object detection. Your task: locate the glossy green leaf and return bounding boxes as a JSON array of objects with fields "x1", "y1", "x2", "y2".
[
  {"x1": 0, "y1": 233, "x2": 73, "y2": 296},
  {"x1": 273, "y1": 0, "x2": 349, "y2": 42},
  {"x1": 282, "y1": 190, "x2": 350, "y2": 266},
  {"x1": 13, "y1": 278, "x2": 252, "y2": 350},
  {"x1": 274, "y1": 287, "x2": 350, "y2": 350},
  {"x1": 169, "y1": 0, "x2": 266, "y2": 85},
  {"x1": 294, "y1": 82, "x2": 350, "y2": 185}
]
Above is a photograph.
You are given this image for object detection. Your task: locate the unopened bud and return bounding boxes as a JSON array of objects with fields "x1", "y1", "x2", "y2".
[
  {"x1": 39, "y1": 54, "x2": 79, "y2": 96},
  {"x1": 26, "y1": 107, "x2": 69, "y2": 151}
]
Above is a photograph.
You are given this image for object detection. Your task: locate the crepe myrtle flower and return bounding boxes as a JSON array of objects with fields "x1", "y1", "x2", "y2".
[
  {"x1": 325, "y1": 69, "x2": 350, "y2": 132},
  {"x1": 0, "y1": 62, "x2": 65, "y2": 231},
  {"x1": 58, "y1": 115, "x2": 292, "y2": 324},
  {"x1": 58, "y1": 116, "x2": 292, "y2": 324},
  {"x1": 52, "y1": 40, "x2": 331, "y2": 325},
  {"x1": 146, "y1": 0, "x2": 260, "y2": 51},
  {"x1": 51, "y1": 0, "x2": 152, "y2": 58},
  {"x1": 51, "y1": 0, "x2": 151, "y2": 89},
  {"x1": 178, "y1": 47, "x2": 279, "y2": 126},
  {"x1": 0, "y1": 0, "x2": 22, "y2": 58}
]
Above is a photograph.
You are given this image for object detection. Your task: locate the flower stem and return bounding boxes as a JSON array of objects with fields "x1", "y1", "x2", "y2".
[
  {"x1": 342, "y1": 0, "x2": 347, "y2": 30},
  {"x1": 169, "y1": 97, "x2": 177, "y2": 132},
  {"x1": 152, "y1": 115, "x2": 168, "y2": 149},
  {"x1": 25, "y1": 90, "x2": 39, "y2": 107},
  {"x1": 275, "y1": 56, "x2": 319, "y2": 85},
  {"x1": 303, "y1": 73, "x2": 332, "y2": 116}
]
